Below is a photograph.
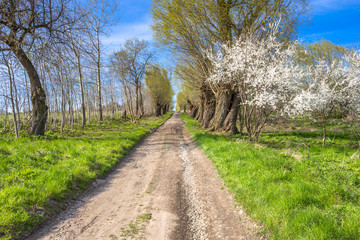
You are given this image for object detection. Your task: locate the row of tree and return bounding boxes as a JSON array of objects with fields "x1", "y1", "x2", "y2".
[
  {"x1": 152, "y1": 0, "x2": 359, "y2": 146},
  {"x1": 152, "y1": 0, "x2": 309, "y2": 137},
  {"x1": 0, "y1": 0, "x2": 173, "y2": 137}
]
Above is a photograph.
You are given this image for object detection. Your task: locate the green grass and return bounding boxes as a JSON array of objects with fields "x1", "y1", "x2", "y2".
[
  {"x1": 182, "y1": 114, "x2": 360, "y2": 240},
  {"x1": 0, "y1": 112, "x2": 172, "y2": 240}
]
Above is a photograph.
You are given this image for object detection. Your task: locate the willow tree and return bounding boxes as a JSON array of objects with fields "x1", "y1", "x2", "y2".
[
  {"x1": 152, "y1": 0, "x2": 309, "y2": 133},
  {"x1": 0, "y1": 0, "x2": 71, "y2": 135},
  {"x1": 145, "y1": 66, "x2": 173, "y2": 116}
]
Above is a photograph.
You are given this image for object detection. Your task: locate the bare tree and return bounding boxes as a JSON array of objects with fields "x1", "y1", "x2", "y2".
[
  {"x1": 1, "y1": 52, "x2": 19, "y2": 137},
  {"x1": 68, "y1": 21, "x2": 88, "y2": 127},
  {"x1": 0, "y1": 0, "x2": 73, "y2": 135},
  {"x1": 112, "y1": 38, "x2": 154, "y2": 119},
  {"x1": 83, "y1": 0, "x2": 118, "y2": 121}
]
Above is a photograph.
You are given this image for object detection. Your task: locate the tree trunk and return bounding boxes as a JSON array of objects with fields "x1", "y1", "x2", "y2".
[
  {"x1": 209, "y1": 89, "x2": 232, "y2": 131},
  {"x1": 195, "y1": 92, "x2": 205, "y2": 122},
  {"x1": 161, "y1": 105, "x2": 167, "y2": 115},
  {"x1": 223, "y1": 92, "x2": 241, "y2": 134},
  {"x1": 8, "y1": 64, "x2": 19, "y2": 138},
  {"x1": 77, "y1": 53, "x2": 86, "y2": 127},
  {"x1": 138, "y1": 84, "x2": 144, "y2": 118},
  {"x1": 96, "y1": 32, "x2": 103, "y2": 121},
  {"x1": 53, "y1": 88, "x2": 58, "y2": 132},
  {"x1": 238, "y1": 106, "x2": 244, "y2": 134},
  {"x1": 122, "y1": 109, "x2": 127, "y2": 119},
  {"x1": 155, "y1": 104, "x2": 161, "y2": 117},
  {"x1": 11, "y1": 45, "x2": 48, "y2": 135},
  {"x1": 3, "y1": 98, "x2": 9, "y2": 131},
  {"x1": 10, "y1": 67, "x2": 21, "y2": 130},
  {"x1": 188, "y1": 106, "x2": 198, "y2": 118},
  {"x1": 24, "y1": 70, "x2": 31, "y2": 122},
  {"x1": 201, "y1": 90, "x2": 216, "y2": 128},
  {"x1": 322, "y1": 120, "x2": 327, "y2": 148},
  {"x1": 135, "y1": 81, "x2": 139, "y2": 116},
  {"x1": 61, "y1": 84, "x2": 65, "y2": 134}
]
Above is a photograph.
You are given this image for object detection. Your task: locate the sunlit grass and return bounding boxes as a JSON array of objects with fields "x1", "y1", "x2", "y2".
[
  {"x1": 182, "y1": 114, "x2": 360, "y2": 240},
  {"x1": 0, "y1": 112, "x2": 172, "y2": 240}
]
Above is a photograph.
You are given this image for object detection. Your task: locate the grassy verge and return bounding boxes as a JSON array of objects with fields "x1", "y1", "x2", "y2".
[
  {"x1": 182, "y1": 114, "x2": 360, "y2": 240},
  {"x1": 0, "y1": 112, "x2": 172, "y2": 240}
]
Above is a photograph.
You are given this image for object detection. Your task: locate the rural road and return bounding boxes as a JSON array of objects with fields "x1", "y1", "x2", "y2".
[{"x1": 29, "y1": 112, "x2": 260, "y2": 240}]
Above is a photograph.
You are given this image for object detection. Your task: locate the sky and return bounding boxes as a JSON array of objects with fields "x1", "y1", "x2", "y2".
[
  {"x1": 103, "y1": 0, "x2": 153, "y2": 49},
  {"x1": 105, "y1": 0, "x2": 360, "y2": 50},
  {"x1": 300, "y1": 0, "x2": 360, "y2": 47}
]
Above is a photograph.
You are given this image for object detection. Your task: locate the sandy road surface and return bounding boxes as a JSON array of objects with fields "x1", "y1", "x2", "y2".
[{"x1": 29, "y1": 112, "x2": 260, "y2": 240}]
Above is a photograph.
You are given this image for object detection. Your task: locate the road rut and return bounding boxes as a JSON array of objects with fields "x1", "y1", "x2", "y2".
[{"x1": 29, "y1": 112, "x2": 260, "y2": 240}]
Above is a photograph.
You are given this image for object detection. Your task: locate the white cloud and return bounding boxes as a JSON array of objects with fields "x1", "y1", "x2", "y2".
[
  {"x1": 101, "y1": 15, "x2": 153, "y2": 49},
  {"x1": 300, "y1": 31, "x2": 334, "y2": 40},
  {"x1": 311, "y1": 0, "x2": 360, "y2": 13},
  {"x1": 102, "y1": 11, "x2": 153, "y2": 50}
]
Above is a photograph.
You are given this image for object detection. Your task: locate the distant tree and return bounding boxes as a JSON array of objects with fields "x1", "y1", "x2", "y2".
[
  {"x1": 176, "y1": 92, "x2": 187, "y2": 112},
  {"x1": 112, "y1": 38, "x2": 154, "y2": 120},
  {"x1": 145, "y1": 66, "x2": 173, "y2": 116}
]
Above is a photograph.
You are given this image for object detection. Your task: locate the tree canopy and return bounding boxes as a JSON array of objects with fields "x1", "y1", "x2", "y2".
[{"x1": 145, "y1": 66, "x2": 173, "y2": 116}]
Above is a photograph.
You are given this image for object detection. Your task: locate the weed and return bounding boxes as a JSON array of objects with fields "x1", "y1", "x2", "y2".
[
  {"x1": 146, "y1": 181, "x2": 155, "y2": 194},
  {"x1": 109, "y1": 234, "x2": 118, "y2": 240},
  {"x1": 137, "y1": 213, "x2": 152, "y2": 222},
  {"x1": 120, "y1": 213, "x2": 151, "y2": 239}
]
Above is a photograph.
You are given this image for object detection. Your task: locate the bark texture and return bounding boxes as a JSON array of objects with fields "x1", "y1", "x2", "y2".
[
  {"x1": 195, "y1": 92, "x2": 205, "y2": 122},
  {"x1": 12, "y1": 45, "x2": 48, "y2": 135},
  {"x1": 155, "y1": 104, "x2": 161, "y2": 116},
  {"x1": 201, "y1": 90, "x2": 216, "y2": 129},
  {"x1": 223, "y1": 93, "x2": 241, "y2": 134},
  {"x1": 209, "y1": 89, "x2": 232, "y2": 131}
]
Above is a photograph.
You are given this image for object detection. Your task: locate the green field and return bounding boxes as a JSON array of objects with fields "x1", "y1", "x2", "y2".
[
  {"x1": 0, "y1": 112, "x2": 172, "y2": 240},
  {"x1": 182, "y1": 114, "x2": 360, "y2": 240}
]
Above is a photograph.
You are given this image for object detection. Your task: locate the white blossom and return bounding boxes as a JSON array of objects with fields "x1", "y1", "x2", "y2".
[
  {"x1": 206, "y1": 21, "x2": 304, "y2": 112},
  {"x1": 288, "y1": 53, "x2": 360, "y2": 118}
]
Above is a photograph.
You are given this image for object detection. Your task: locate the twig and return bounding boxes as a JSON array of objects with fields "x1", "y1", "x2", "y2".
[{"x1": 291, "y1": 142, "x2": 310, "y2": 159}]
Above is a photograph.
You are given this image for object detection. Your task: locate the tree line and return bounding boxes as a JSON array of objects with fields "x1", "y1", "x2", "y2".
[
  {"x1": 0, "y1": 0, "x2": 173, "y2": 137},
  {"x1": 151, "y1": 0, "x2": 360, "y2": 146}
]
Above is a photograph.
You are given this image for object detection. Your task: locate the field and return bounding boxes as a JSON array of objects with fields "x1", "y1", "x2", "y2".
[
  {"x1": 182, "y1": 114, "x2": 360, "y2": 239},
  {"x1": 0, "y1": 112, "x2": 172, "y2": 240}
]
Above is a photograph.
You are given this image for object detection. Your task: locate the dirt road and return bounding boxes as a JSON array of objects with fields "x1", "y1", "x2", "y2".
[{"x1": 29, "y1": 113, "x2": 260, "y2": 240}]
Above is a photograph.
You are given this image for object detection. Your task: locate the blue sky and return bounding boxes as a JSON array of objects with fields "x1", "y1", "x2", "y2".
[
  {"x1": 103, "y1": 0, "x2": 152, "y2": 48},
  {"x1": 300, "y1": 0, "x2": 360, "y2": 46},
  {"x1": 105, "y1": 0, "x2": 360, "y2": 50}
]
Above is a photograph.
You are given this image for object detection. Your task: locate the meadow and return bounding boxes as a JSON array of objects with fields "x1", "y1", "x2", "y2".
[
  {"x1": 182, "y1": 114, "x2": 360, "y2": 240},
  {"x1": 0, "y1": 112, "x2": 172, "y2": 240}
]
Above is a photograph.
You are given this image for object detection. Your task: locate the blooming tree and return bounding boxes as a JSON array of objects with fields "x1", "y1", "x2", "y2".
[
  {"x1": 289, "y1": 52, "x2": 360, "y2": 147},
  {"x1": 207, "y1": 22, "x2": 304, "y2": 143}
]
